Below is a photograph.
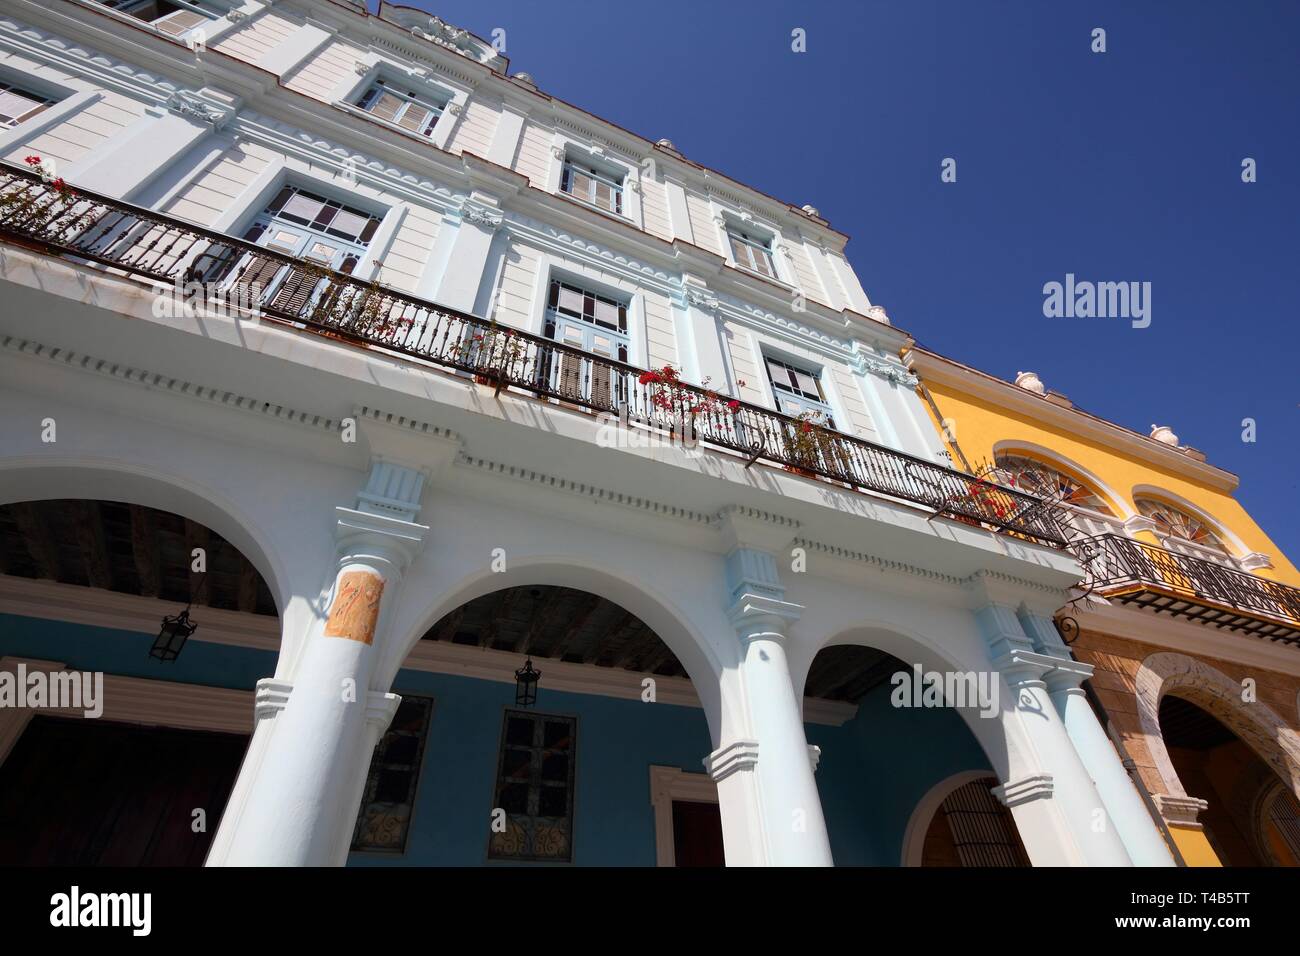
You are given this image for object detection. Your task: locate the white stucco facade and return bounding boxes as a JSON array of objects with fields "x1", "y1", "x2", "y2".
[{"x1": 0, "y1": 0, "x2": 1172, "y2": 866}]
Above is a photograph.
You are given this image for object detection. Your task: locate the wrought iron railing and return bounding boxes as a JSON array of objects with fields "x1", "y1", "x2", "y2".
[
  {"x1": 0, "y1": 163, "x2": 1072, "y2": 547},
  {"x1": 1076, "y1": 533, "x2": 1300, "y2": 633}
]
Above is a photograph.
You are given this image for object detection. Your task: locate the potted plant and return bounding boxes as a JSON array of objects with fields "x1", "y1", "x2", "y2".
[
  {"x1": 456, "y1": 321, "x2": 526, "y2": 387},
  {"x1": 780, "y1": 410, "x2": 828, "y2": 477}
]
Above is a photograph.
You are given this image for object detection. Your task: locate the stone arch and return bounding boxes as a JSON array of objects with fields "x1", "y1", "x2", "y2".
[
  {"x1": 0, "y1": 460, "x2": 290, "y2": 614},
  {"x1": 1136, "y1": 651, "x2": 1300, "y2": 800},
  {"x1": 383, "y1": 557, "x2": 729, "y2": 742}
]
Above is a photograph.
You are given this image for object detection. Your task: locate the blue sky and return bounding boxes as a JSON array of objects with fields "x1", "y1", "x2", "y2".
[{"x1": 405, "y1": 0, "x2": 1299, "y2": 560}]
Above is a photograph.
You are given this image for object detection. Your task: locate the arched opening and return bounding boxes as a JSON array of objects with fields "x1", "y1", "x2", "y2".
[
  {"x1": 801, "y1": 639, "x2": 1014, "y2": 866},
  {"x1": 991, "y1": 449, "x2": 1124, "y2": 537},
  {"x1": 353, "y1": 583, "x2": 719, "y2": 866},
  {"x1": 0, "y1": 499, "x2": 279, "y2": 866},
  {"x1": 1132, "y1": 492, "x2": 1237, "y2": 566},
  {"x1": 909, "y1": 774, "x2": 1030, "y2": 867},
  {"x1": 1159, "y1": 694, "x2": 1300, "y2": 866}
]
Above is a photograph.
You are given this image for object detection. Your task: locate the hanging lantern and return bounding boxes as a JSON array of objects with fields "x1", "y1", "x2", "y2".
[
  {"x1": 514, "y1": 657, "x2": 541, "y2": 706},
  {"x1": 152, "y1": 608, "x2": 198, "y2": 662}
]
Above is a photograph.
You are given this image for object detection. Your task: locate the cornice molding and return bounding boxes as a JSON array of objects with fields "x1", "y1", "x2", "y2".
[{"x1": 908, "y1": 348, "x2": 1239, "y2": 492}]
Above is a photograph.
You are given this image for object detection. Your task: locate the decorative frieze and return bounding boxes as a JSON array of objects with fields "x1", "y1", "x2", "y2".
[{"x1": 165, "y1": 90, "x2": 235, "y2": 129}]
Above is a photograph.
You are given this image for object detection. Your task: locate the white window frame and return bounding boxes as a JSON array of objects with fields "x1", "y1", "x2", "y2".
[
  {"x1": 352, "y1": 78, "x2": 448, "y2": 141},
  {"x1": 330, "y1": 56, "x2": 469, "y2": 152},
  {"x1": 756, "y1": 344, "x2": 849, "y2": 431},
  {"x1": 545, "y1": 135, "x2": 644, "y2": 229},
  {"x1": 209, "y1": 159, "x2": 404, "y2": 284},
  {"x1": 89, "y1": 0, "x2": 236, "y2": 44},
  {"x1": 711, "y1": 205, "x2": 795, "y2": 288},
  {"x1": 559, "y1": 154, "x2": 625, "y2": 217},
  {"x1": 523, "y1": 252, "x2": 648, "y2": 369}
]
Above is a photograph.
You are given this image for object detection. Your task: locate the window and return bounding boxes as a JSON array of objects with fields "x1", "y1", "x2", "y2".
[
  {"x1": 542, "y1": 278, "x2": 630, "y2": 408},
  {"x1": 222, "y1": 184, "x2": 383, "y2": 315},
  {"x1": 242, "y1": 184, "x2": 381, "y2": 271},
  {"x1": 764, "y1": 354, "x2": 835, "y2": 424},
  {"x1": 354, "y1": 79, "x2": 446, "y2": 138},
  {"x1": 560, "y1": 157, "x2": 623, "y2": 215},
  {"x1": 100, "y1": 0, "x2": 218, "y2": 37},
  {"x1": 0, "y1": 81, "x2": 54, "y2": 130},
  {"x1": 993, "y1": 453, "x2": 1119, "y2": 535},
  {"x1": 488, "y1": 710, "x2": 576, "y2": 862},
  {"x1": 1135, "y1": 496, "x2": 1229, "y2": 557},
  {"x1": 728, "y1": 228, "x2": 775, "y2": 278},
  {"x1": 351, "y1": 696, "x2": 434, "y2": 853}
]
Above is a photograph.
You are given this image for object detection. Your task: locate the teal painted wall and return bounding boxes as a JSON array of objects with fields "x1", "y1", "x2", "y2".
[{"x1": 1, "y1": 613, "x2": 993, "y2": 866}]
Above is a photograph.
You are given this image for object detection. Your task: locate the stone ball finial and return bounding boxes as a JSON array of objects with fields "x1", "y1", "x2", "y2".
[
  {"x1": 514, "y1": 72, "x2": 536, "y2": 85},
  {"x1": 656, "y1": 138, "x2": 676, "y2": 150},
  {"x1": 1150, "y1": 424, "x2": 1180, "y2": 446},
  {"x1": 801, "y1": 204, "x2": 820, "y2": 217},
  {"x1": 1015, "y1": 371, "x2": 1046, "y2": 396}
]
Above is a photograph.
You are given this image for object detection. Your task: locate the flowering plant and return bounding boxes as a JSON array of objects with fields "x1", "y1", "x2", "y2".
[
  {"x1": 456, "y1": 321, "x2": 526, "y2": 374},
  {"x1": 961, "y1": 478, "x2": 1009, "y2": 519},
  {"x1": 781, "y1": 409, "x2": 831, "y2": 467},
  {"x1": 638, "y1": 365, "x2": 742, "y2": 424}
]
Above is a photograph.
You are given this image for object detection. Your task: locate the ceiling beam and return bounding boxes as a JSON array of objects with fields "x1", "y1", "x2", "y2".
[
  {"x1": 236, "y1": 558, "x2": 259, "y2": 614},
  {"x1": 10, "y1": 502, "x2": 60, "y2": 580},
  {"x1": 183, "y1": 518, "x2": 211, "y2": 606},
  {"x1": 547, "y1": 593, "x2": 602, "y2": 660},
  {"x1": 72, "y1": 500, "x2": 113, "y2": 591},
  {"x1": 128, "y1": 504, "x2": 161, "y2": 598}
]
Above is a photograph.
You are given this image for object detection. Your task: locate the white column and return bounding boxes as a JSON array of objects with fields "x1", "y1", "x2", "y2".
[
  {"x1": 1018, "y1": 613, "x2": 1175, "y2": 867},
  {"x1": 706, "y1": 521, "x2": 833, "y2": 866},
  {"x1": 207, "y1": 462, "x2": 427, "y2": 866},
  {"x1": 976, "y1": 602, "x2": 1133, "y2": 866}
]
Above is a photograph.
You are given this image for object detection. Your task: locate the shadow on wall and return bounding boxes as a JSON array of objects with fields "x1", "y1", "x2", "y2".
[{"x1": 808, "y1": 681, "x2": 992, "y2": 866}]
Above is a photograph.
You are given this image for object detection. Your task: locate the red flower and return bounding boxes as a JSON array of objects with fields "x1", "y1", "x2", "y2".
[
  {"x1": 726, "y1": 400, "x2": 740, "y2": 412},
  {"x1": 24, "y1": 155, "x2": 41, "y2": 166}
]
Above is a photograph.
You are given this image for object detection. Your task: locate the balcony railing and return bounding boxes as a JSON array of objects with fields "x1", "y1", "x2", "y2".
[
  {"x1": 0, "y1": 163, "x2": 1072, "y2": 547},
  {"x1": 1076, "y1": 533, "x2": 1300, "y2": 645}
]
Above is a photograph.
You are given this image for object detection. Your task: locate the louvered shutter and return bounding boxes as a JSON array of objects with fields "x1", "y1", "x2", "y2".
[
  {"x1": 556, "y1": 326, "x2": 584, "y2": 398},
  {"x1": 230, "y1": 255, "x2": 284, "y2": 307},
  {"x1": 268, "y1": 266, "x2": 321, "y2": 316},
  {"x1": 155, "y1": 10, "x2": 207, "y2": 36}
]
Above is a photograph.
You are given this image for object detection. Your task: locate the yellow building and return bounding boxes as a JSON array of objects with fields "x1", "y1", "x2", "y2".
[{"x1": 907, "y1": 347, "x2": 1300, "y2": 867}]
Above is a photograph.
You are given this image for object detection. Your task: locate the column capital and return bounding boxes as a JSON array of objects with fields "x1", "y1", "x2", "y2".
[
  {"x1": 992, "y1": 773, "x2": 1054, "y2": 807},
  {"x1": 728, "y1": 592, "x2": 803, "y2": 642},
  {"x1": 334, "y1": 506, "x2": 428, "y2": 575},
  {"x1": 703, "y1": 739, "x2": 759, "y2": 782},
  {"x1": 1042, "y1": 658, "x2": 1094, "y2": 694}
]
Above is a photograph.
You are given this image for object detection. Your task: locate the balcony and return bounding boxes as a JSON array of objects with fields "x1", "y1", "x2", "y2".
[
  {"x1": 1076, "y1": 533, "x2": 1300, "y2": 645},
  {"x1": 0, "y1": 163, "x2": 1071, "y2": 548}
]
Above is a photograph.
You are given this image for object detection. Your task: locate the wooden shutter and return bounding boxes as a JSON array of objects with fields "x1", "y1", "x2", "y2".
[
  {"x1": 229, "y1": 255, "x2": 284, "y2": 307},
  {"x1": 268, "y1": 266, "x2": 321, "y2": 316},
  {"x1": 155, "y1": 10, "x2": 207, "y2": 36},
  {"x1": 556, "y1": 326, "x2": 584, "y2": 398}
]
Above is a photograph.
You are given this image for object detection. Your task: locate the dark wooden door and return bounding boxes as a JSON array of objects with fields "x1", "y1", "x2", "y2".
[
  {"x1": 0, "y1": 716, "x2": 248, "y2": 866},
  {"x1": 671, "y1": 799, "x2": 725, "y2": 867}
]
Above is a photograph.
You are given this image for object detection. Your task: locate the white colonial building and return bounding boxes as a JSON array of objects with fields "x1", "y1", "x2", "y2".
[{"x1": 0, "y1": 0, "x2": 1173, "y2": 866}]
